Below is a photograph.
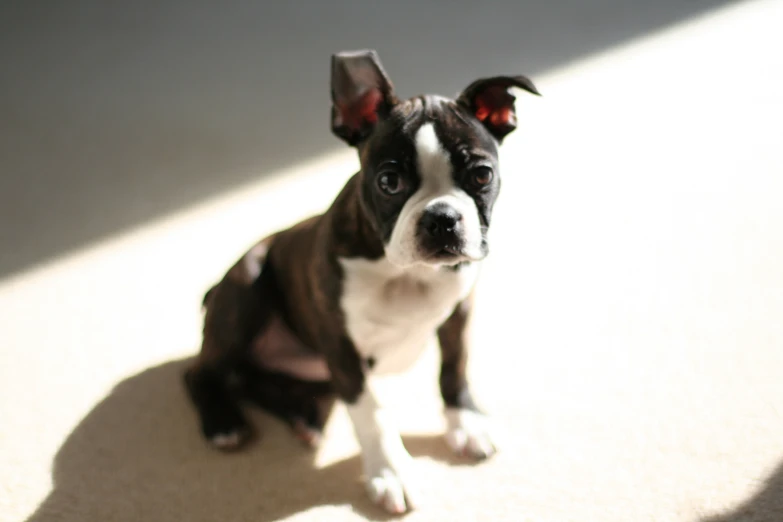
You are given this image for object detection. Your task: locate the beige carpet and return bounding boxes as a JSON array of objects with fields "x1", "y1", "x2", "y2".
[{"x1": 3, "y1": 1, "x2": 783, "y2": 520}]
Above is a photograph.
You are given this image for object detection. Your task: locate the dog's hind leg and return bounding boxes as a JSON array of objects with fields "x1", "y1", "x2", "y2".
[
  {"x1": 238, "y1": 365, "x2": 334, "y2": 448},
  {"x1": 184, "y1": 350, "x2": 249, "y2": 450},
  {"x1": 184, "y1": 241, "x2": 279, "y2": 451}
]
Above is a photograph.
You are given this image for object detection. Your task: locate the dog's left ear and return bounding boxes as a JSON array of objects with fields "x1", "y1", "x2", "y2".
[
  {"x1": 457, "y1": 75, "x2": 540, "y2": 143},
  {"x1": 331, "y1": 49, "x2": 398, "y2": 147}
]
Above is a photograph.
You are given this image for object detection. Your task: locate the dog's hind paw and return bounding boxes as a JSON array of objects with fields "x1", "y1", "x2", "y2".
[
  {"x1": 210, "y1": 431, "x2": 244, "y2": 450},
  {"x1": 201, "y1": 411, "x2": 250, "y2": 452},
  {"x1": 291, "y1": 417, "x2": 323, "y2": 449}
]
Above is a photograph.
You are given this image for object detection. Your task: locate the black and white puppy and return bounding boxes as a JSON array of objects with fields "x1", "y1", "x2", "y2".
[{"x1": 184, "y1": 49, "x2": 539, "y2": 514}]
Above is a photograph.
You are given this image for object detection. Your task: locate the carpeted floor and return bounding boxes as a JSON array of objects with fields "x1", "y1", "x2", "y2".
[{"x1": 2, "y1": 1, "x2": 783, "y2": 521}]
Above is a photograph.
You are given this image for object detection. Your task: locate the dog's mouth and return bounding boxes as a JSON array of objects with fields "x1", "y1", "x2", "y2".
[
  {"x1": 435, "y1": 244, "x2": 461, "y2": 258},
  {"x1": 385, "y1": 242, "x2": 487, "y2": 269},
  {"x1": 428, "y1": 243, "x2": 485, "y2": 264}
]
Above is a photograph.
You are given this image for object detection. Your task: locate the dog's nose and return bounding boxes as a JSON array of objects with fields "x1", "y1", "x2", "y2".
[{"x1": 420, "y1": 203, "x2": 463, "y2": 239}]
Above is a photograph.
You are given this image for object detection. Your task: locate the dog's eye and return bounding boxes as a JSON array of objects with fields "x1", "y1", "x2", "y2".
[
  {"x1": 470, "y1": 167, "x2": 494, "y2": 188},
  {"x1": 377, "y1": 171, "x2": 405, "y2": 195}
]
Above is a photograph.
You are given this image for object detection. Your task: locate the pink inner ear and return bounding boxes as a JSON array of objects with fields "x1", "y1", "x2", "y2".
[
  {"x1": 490, "y1": 107, "x2": 514, "y2": 127},
  {"x1": 474, "y1": 86, "x2": 515, "y2": 127},
  {"x1": 336, "y1": 88, "x2": 382, "y2": 130}
]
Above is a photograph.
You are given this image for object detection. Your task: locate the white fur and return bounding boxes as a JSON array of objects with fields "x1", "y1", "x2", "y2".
[
  {"x1": 210, "y1": 432, "x2": 241, "y2": 449},
  {"x1": 385, "y1": 123, "x2": 484, "y2": 268},
  {"x1": 445, "y1": 407, "x2": 498, "y2": 459},
  {"x1": 338, "y1": 255, "x2": 484, "y2": 511},
  {"x1": 345, "y1": 384, "x2": 420, "y2": 513},
  {"x1": 339, "y1": 253, "x2": 479, "y2": 512},
  {"x1": 339, "y1": 256, "x2": 479, "y2": 375},
  {"x1": 339, "y1": 123, "x2": 486, "y2": 513}
]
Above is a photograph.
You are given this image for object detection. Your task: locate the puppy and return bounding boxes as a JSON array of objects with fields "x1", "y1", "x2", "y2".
[{"x1": 184, "y1": 49, "x2": 539, "y2": 514}]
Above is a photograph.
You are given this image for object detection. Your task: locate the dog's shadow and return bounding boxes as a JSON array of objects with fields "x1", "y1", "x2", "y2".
[{"x1": 24, "y1": 358, "x2": 460, "y2": 522}]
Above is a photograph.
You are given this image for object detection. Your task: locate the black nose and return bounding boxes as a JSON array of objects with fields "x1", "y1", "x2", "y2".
[{"x1": 419, "y1": 203, "x2": 463, "y2": 239}]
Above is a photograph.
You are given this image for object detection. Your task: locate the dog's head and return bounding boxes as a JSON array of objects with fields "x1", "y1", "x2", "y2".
[{"x1": 331, "y1": 50, "x2": 539, "y2": 268}]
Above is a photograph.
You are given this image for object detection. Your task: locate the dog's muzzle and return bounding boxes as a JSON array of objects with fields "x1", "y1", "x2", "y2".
[{"x1": 417, "y1": 202, "x2": 466, "y2": 259}]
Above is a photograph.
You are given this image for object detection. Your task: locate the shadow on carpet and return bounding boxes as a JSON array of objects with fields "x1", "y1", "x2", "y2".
[
  {"x1": 24, "y1": 358, "x2": 458, "y2": 522},
  {"x1": 700, "y1": 460, "x2": 783, "y2": 522}
]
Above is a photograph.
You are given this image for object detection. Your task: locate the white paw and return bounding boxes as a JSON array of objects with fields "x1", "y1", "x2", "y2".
[
  {"x1": 366, "y1": 467, "x2": 418, "y2": 514},
  {"x1": 361, "y1": 439, "x2": 421, "y2": 514},
  {"x1": 346, "y1": 390, "x2": 421, "y2": 514},
  {"x1": 445, "y1": 408, "x2": 498, "y2": 460},
  {"x1": 210, "y1": 431, "x2": 242, "y2": 450}
]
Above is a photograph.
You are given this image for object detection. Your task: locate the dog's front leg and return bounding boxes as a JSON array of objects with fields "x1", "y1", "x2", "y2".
[
  {"x1": 438, "y1": 295, "x2": 498, "y2": 459},
  {"x1": 328, "y1": 338, "x2": 419, "y2": 514}
]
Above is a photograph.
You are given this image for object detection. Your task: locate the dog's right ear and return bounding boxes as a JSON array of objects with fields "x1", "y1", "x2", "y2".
[{"x1": 331, "y1": 50, "x2": 398, "y2": 146}]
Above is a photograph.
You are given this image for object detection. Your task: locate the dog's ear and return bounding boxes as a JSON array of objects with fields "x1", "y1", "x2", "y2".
[
  {"x1": 457, "y1": 75, "x2": 540, "y2": 143},
  {"x1": 331, "y1": 49, "x2": 398, "y2": 146}
]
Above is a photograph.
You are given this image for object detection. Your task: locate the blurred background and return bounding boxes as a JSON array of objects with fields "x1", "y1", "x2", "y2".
[
  {"x1": 2, "y1": 1, "x2": 783, "y2": 522},
  {"x1": 0, "y1": 0, "x2": 739, "y2": 278}
]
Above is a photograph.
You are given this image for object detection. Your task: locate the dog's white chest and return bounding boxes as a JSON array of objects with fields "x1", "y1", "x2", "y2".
[{"x1": 339, "y1": 257, "x2": 479, "y2": 375}]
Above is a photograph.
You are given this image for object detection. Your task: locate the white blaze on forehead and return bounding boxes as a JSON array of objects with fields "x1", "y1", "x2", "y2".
[
  {"x1": 385, "y1": 122, "x2": 484, "y2": 267},
  {"x1": 415, "y1": 123, "x2": 453, "y2": 192}
]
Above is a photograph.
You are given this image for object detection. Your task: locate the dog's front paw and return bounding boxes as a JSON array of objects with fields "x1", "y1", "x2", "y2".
[
  {"x1": 361, "y1": 441, "x2": 420, "y2": 515},
  {"x1": 445, "y1": 408, "x2": 497, "y2": 460},
  {"x1": 366, "y1": 467, "x2": 419, "y2": 515}
]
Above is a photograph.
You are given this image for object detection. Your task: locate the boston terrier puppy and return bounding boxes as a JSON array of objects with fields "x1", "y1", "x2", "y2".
[{"x1": 184, "y1": 49, "x2": 539, "y2": 514}]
